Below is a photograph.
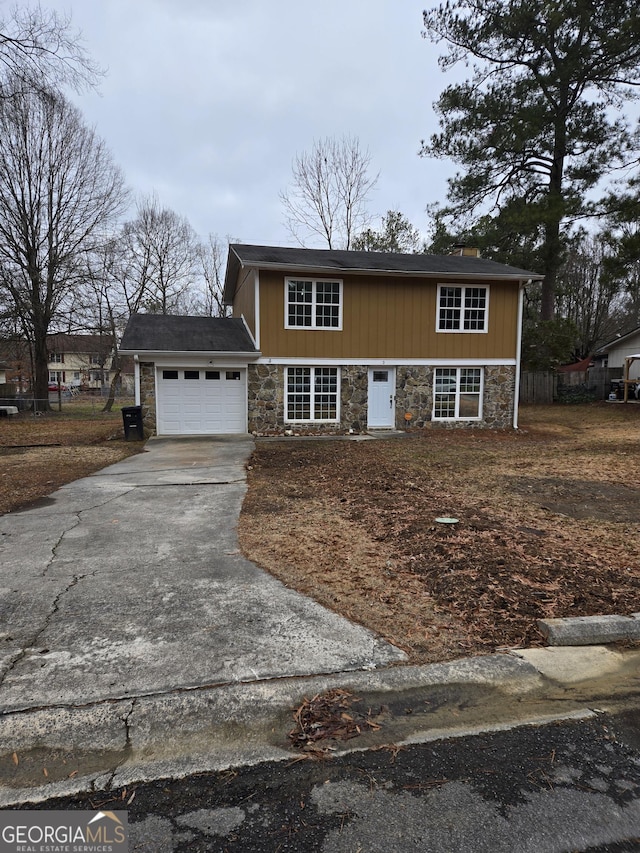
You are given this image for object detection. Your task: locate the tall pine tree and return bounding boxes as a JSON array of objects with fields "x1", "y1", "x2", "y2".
[{"x1": 422, "y1": 0, "x2": 640, "y2": 319}]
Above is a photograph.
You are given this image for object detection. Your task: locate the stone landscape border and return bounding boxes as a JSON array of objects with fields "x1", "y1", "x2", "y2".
[{"x1": 537, "y1": 614, "x2": 640, "y2": 646}]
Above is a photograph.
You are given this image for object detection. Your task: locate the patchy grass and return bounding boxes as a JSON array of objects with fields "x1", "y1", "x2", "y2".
[
  {"x1": 0, "y1": 401, "x2": 142, "y2": 514},
  {"x1": 239, "y1": 403, "x2": 640, "y2": 663}
]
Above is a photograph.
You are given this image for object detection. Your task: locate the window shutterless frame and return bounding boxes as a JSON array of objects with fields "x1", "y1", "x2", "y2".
[
  {"x1": 436, "y1": 284, "x2": 489, "y2": 333},
  {"x1": 285, "y1": 366, "x2": 340, "y2": 422},
  {"x1": 284, "y1": 278, "x2": 343, "y2": 330},
  {"x1": 432, "y1": 367, "x2": 484, "y2": 421}
]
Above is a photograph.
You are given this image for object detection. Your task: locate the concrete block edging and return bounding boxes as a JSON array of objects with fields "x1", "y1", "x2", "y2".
[{"x1": 537, "y1": 614, "x2": 640, "y2": 646}]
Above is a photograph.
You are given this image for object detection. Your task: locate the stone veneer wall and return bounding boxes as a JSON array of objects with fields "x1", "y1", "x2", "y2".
[
  {"x1": 247, "y1": 364, "x2": 283, "y2": 433},
  {"x1": 235, "y1": 362, "x2": 515, "y2": 435},
  {"x1": 395, "y1": 366, "x2": 432, "y2": 429},
  {"x1": 139, "y1": 361, "x2": 156, "y2": 433},
  {"x1": 248, "y1": 364, "x2": 369, "y2": 434},
  {"x1": 480, "y1": 365, "x2": 516, "y2": 428},
  {"x1": 395, "y1": 364, "x2": 516, "y2": 430},
  {"x1": 340, "y1": 366, "x2": 369, "y2": 432}
]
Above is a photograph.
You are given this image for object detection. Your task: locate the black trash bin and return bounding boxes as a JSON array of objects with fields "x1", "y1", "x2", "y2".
[{"x1": 122, "y1": 405, "x2": 144, "y2": 440}]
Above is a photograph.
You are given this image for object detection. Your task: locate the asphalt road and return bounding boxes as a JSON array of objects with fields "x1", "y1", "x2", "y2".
[{"x1": 15, "y1": 706, "x2": 640, "y2": 853}]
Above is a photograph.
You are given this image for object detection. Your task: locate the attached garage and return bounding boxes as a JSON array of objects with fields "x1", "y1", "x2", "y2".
[
  {"x1": 157, "y1": 367, "x2": 247, "y2": 435},
  {"x1": 120, "y1": 314, "x2": 260, "y2": 436}
]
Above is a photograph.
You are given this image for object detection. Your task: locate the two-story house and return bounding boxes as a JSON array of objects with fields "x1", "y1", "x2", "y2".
[
  {"x1": 47, "y1": 333, "x2": 115, "y2": 390},
  {"x1": 120, "y1": 244, "x2": 542, "y2": 435}
]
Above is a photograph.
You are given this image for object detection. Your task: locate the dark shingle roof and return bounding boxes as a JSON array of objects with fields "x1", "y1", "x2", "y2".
[
  {"x1": 120, "y1": 314, "x2": 258, "y2": 354},
  {"x1": 47, "y1": 333, "x2": 113, "y2": 355},
  {"x1": 596, "y1": 326, "x2": 640, "y2": 353},
  {"x1": 224, "y1": 244, "x2": 542, "y2": 301}
]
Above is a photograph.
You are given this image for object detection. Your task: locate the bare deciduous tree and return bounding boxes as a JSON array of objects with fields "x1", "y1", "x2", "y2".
[
  {"x1": 0, "y1": 5, "x2": 100, "y2": 97},
  {"x1": 195, "y1": 234, "x2": 230, "y2": 317},
  {"x1": 0, "y1": 86, "x2": 127, "y2": 406},
  {"x1": 556, "y1": 234, "x2": 622, "y2": 358},
  {"x1": 121, "y1": 196, "x2": 200, "y2": 315},
  {"x1": 280, "y1": 136, "x2": 378, "y2": 249}
]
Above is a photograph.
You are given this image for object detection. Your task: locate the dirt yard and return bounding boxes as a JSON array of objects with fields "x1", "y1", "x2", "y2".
[
  {"x1": 0, "y1": 402, "x2": 143, "y2": 514},
  {"x1": 240, "y1": 404, "x2": 640, "y2": 663},
  {"x1": 3, "y1": 402, "x2": 640, "y2": 664}
]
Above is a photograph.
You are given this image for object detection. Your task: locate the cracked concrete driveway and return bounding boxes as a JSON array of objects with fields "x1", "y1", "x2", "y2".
[{"x1": 0, "y1": 436, "x2": 404, "y2": 714}]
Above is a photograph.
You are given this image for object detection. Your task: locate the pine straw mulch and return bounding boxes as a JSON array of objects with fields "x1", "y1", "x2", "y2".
[
  {"x1": 289, "y1": 688, "x2": 382, "y2": 755},
  {"x1": 239, "y1": 404, "x2": 640, "y2": 664}
]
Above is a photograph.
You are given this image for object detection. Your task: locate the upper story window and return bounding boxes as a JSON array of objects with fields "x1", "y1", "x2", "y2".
[
  {"x1": 49, "y1": 352, "x2": 64, "y2": 363},
  {"x1": 437, "y1": 285, "x2": 488, "y2": 332},
  {"x1": 285, "y1": 278, "x2": 342, "y2": 330}
]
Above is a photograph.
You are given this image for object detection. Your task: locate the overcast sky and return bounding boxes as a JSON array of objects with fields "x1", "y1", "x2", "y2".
[{"x1": 42, "y1": 0, "x2": 456, "y2": 248}]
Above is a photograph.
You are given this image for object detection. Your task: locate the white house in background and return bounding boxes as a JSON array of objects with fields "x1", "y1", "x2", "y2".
[
  {"x1": 595, "y1": 327, "x2": 640, "y2": 380},
  {"x1": 47, "y1": 333, "x2": 115, "y2": 390}
]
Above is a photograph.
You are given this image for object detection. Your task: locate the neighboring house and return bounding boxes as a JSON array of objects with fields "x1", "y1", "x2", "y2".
[
  {"x1": 594, "y1": 327, "x2": 640, "y2": 379},
  {"x1": 0, "y1": 339, "x2": 31, "y2": 392},
  {"x1": 120, "y1": 245, "x2": 541, "y2": 436},
  {"x1": 46, "y1": 333, "x2": 115, "y2": 391},
  {"x1": 0, "y1": 363, "x2": 6, "y2": 385}
]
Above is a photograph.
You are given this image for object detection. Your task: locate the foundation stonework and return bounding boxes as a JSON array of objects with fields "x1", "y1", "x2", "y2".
[
  {"x1": 341, "y1": 366, "x2": 368, "y2": 432},
  {"x1": 247, "y1": 364, "x2": 370, "y2": 434},
  {"x1": 481, "y1": 365, "x2": 516, "y2": 429},
  {"x1": 396, "y1": 364, "x2": 516, "y2": 430},
  {"x1": 154, "y1": 362, "x2": 516, "y2": 436},
  {"x1": 139, "y1": 362, "x2": 156, "y2": 433},
  {"x1": 247, "y1": 364, "x2": 284, "y2": 433},
  {"x1": 395, "y1": 366, "x2": 433, "y2": 429}
]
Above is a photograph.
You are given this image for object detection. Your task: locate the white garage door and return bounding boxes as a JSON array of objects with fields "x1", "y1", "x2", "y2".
[{"x1": 157, "y1": 368, "x2": 246, "y2": 435}]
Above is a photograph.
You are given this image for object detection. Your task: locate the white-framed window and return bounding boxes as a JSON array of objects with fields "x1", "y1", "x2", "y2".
[
  {"x1": 433, "y1": 367, "x2": 483, "y2": 420},
  {"x1": 285, "y1": 278, "x2": 342, "y2": 330},
  {"x1": 286, "y1": 367, "x2": 339, "y2": 422},
  {"x1": 49, "y1": 352, "x2": 64, "y2": 363},
  {"x1": 437, "y1": 285, "x2": 488, "y2": 332}
]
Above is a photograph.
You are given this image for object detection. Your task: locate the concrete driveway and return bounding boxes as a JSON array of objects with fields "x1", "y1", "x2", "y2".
[{"x1": 0, "y1": 437, "x2": 404, "y2": 714}]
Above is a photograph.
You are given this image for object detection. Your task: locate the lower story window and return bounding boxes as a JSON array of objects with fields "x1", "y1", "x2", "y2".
[
  {"x1": 433, "y1": 367, "x2": 482, "y2": 420},
  {"x1": 286, "y1": 367, "x2": 338, "y2": 422}
]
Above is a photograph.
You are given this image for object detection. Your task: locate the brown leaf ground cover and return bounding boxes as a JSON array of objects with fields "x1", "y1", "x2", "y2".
[
  {"x1": 0, "y1": 401, "x2": 142, "y2": 514},
  {"x1": 239, "y1": 404, "x2": 640, "y2": 664}
]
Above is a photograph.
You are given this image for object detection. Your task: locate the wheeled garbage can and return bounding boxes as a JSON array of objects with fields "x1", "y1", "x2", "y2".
[{"x1": 122, "y1": 405, "x2": 144, "y2": 440}]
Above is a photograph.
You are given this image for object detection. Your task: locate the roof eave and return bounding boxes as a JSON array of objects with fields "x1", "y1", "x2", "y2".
[
  {"x1": 230, "y1": 259, "x2": 541, "y2": 281},
  {"x1": 222, "y1": 245, "x2": 245, "y2": 304},
  {"x1": 596, "y1": 326, "x2": 640, "y2": 353},
  {"x1": 119, "y1": 349, "x2": 262, "y2": 359}
]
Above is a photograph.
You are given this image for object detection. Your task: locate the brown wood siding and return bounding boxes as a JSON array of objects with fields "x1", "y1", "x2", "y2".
[
  {"x1": 255, "y1": 271, "x2": 520, "y2": 360},
  {"x1": 231, "y1": 268, "x2": 256, "y2": 338}
]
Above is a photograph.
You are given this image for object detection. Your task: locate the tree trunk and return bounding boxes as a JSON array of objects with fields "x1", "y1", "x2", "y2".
[
  {"x1": 32, "y1": 328, "x2": 50, "y2": 412},
  {"x1": 102, "y1": 367, "x2": 121, "y2": 413},
  {"x1": 541, "y1": 115, "x2": 568, "y2": 322}
]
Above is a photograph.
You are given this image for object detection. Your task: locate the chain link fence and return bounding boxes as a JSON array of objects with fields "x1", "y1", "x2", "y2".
[{"x1": 0, "y1": 388, "x2": 135, "y2": 416}]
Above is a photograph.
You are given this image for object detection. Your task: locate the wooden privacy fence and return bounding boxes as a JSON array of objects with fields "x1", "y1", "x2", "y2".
[
  {"x1": 519, "y1": 371, "x2": 557, "y2": 404},
  {"x1": 520, "y1": 367, "x2": 620, "y2": 404}
]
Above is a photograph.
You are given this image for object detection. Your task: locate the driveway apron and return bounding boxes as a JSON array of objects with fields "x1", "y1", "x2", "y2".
[{"x1": 0, "y1": 437, "x2": 404, "y2": 713}]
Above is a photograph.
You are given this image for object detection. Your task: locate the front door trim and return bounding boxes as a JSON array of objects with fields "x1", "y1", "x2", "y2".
[{"x1": 367, "y1": 367, "x2": 395, "y2": 428}]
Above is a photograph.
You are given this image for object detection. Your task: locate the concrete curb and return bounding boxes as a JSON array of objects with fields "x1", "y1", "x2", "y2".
[
  {"x1": 537, "y1": 614, "x2": 640, "y2": 645},
  {"x1": 2, "y1": 646, "x2": 640, "y2": 807}
]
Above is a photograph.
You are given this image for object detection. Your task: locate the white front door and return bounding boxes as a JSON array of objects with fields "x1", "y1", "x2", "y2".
[{"x1": 367, "y1": 368, "x2": 395, "y2": 428}]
